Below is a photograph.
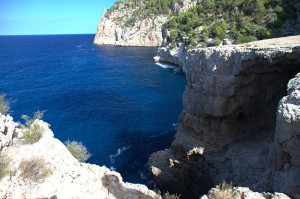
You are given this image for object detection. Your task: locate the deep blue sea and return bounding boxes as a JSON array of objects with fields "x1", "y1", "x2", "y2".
[{"x1": 0, "y1": 34, "x2": 185, "y2": 186}]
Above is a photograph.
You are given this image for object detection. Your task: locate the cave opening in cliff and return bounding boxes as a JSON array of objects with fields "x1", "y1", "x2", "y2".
[{"x1": 233, "y1": 57, "x2": 299, "y2": 142}]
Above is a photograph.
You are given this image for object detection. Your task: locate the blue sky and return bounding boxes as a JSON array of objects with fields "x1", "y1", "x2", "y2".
[{"x1": 0, "y1": 0, "x2": 116, "y2": 35}]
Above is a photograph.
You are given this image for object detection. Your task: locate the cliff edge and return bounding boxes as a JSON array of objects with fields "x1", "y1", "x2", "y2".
[
  {"x1": 149, "y1": 35, "x2": 300, "y2": 199},
  {"x1": 0, "y1": 115, "x2": 159, "y2": 199}
]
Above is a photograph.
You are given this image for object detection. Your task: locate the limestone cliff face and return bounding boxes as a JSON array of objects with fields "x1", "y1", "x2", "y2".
[
  {"x1": 149, "y1": 35, "x2": 300, "y2": 199},
  {"x1": 93, "y1": 0, "x2": 196, "y2": 46},
  {"x1": 270, "y1": 73, "x2": 300, "y2": 196},
  {"x1": 0, "y1": 115, "x2": 159, "y2": 199}
]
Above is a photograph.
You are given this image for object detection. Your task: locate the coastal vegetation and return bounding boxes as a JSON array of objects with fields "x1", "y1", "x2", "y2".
[
  {"x1": 214, "y1": 181, "x2": 239, "y2": 199},
  {"x1": 107, "y1": 0, "x2": 174, "y2": 17},
  {"x1": 105, "y1": 0, "x2": 175, "y2": 27},
  {"x1": 65, "y1": 140, "x2": 91, "y2": 162},
  {"x1": 19, "y1": 158, "x2": 52, "y2": 182},
  {"x1": 0, "y1": 94, "x2": 11, "y2": 115},
  {"x1": 0, "y1": 155, "x2": 9, "y2": 180},
  {"x1": 104, "y1": 0, "x2": 298, "y2": 48},
  {"x1": 164, "y1": 0, "x2": 298, "y2": 47},
  {"x1": 162, "y1": 192, "x2": 180, "y2": 199},
  {"x1": 20, "y1": 110, "x2": 46, "y2": 144}
]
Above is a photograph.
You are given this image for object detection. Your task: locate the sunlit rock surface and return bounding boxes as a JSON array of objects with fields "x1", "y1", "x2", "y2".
[
  {"x1": 94, "y1": 0, "x2": 196, "y2": 47},
  {"x1": 0, "y1": 118, "x2": 159, "y2": 199}
]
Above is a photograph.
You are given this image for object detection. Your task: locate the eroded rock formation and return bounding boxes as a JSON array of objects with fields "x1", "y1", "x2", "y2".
[
  {"x1": 93, "y1": 0, "x2": 196, "y2": 46},
  {"x1": 0, "y1": 115, "x2": 159, "y2": 199},
  {"x1": 149, "y1": 35, "x2": 300, "y2": 199},
  {"x1": 200, "y1": 186, "x2": 290, "y2": 199}
]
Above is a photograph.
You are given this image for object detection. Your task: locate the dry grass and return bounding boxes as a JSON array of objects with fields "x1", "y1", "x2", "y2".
[
  {"x1": 0, "y1": 154, "x2": 9, "y2": 180},
  {"x1": 162, "y1": 192, "x2": 181, "y2": 199},
  {"x1": 215, "y1": 181, "x2": 239, "y2": 199},
  {"x1": 19, "y1": 158, "x2": 52, "y2": 182},
  {"x1": 155, "y1": 189, "x2": 181, "y2": 199}
]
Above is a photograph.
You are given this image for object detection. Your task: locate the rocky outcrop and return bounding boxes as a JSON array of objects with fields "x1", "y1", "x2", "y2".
[
  {"x1": 0, "y1": 114, "x2": 22, "y2": 149},
  {"x1": 94, "y1": 9, "x2": 167, "y2": 47},
  {"x1": 0, "y1": 115, "x2": 159, "y2": 199},
  {"x1": 149, "y1": 35, "x2": 300, "y2": 199},
  {"x1": 153, "y1": 45, "x2": 186, "y2": 67},
  {"x1": 94, "y1": 0, "x2": 196, "y2": 46},
  {"x1": 270, "y1": 73, "x2": 300, "y2": 198},
  {"x1": 200, "y1": 186, "x2": 290, "y2": 199}
]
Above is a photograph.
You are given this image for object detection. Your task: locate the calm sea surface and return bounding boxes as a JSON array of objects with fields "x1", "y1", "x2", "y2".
[{"x1": 0, "y1": 34, "x2": 185, "y2": 186}]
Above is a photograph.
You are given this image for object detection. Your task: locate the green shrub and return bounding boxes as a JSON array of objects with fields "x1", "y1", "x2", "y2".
[
  {"x1": 0, "y1": 94, "x2": 11, "y2": 115},
  {"x1": 0, "y1": 155, "x2": 9, "y2": 180},
  {"x1": 257, "y1": 27, "x2": 273, "y2": 39},
  {"x1": 162, "y1": 0, "x2": 297, "y2": 47},
  {"x1": 19, "y1": 158, "x2": 52, "y2": 182},
  {"x1": 21, "y1": 110, "x2": 45, "y2": 128},
  {"x1": 235, "y1": 35, "x2": 257, "y2": 44},
  {"x1": 23, "y1": 123, "x2": 43, "y2": 144},
  {"x1": 65, "y1": 140, "x2": 91, "y2": 162},
  {"x1": 20, "y1": 110, "x2": 46, "y2": 144},
  {"x1": 208, "y1": 38, "x2": 221, "y2": 47}
]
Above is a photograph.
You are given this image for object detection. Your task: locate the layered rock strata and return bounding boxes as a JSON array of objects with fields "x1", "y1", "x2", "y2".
[
  {"x1": 149, "y1": 35, "x2": 300, "y2": 199},
  {"x1": 0, "y1": 115, "x2": 159, "y2": 199},
  {"x1": 94, "y1": 0, "x2": 196, "y2": 46}
]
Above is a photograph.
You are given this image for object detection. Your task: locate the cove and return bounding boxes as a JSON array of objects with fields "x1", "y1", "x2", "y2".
[{"x1": 0, "y1": 34, "x2": 186, "y2": 186}]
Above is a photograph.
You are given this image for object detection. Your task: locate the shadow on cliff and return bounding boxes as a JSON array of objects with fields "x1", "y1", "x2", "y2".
[{"x1": 101, "y1": 173, "x2": 158, "y2": 199}]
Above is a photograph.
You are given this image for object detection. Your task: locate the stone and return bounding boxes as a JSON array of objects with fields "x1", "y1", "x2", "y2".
[
  {"x1": 202, "y1": 186, "x2": 291, "y2": 199},
  {"x1": 94, "y1": 0, "x2": 196, "y2": 47},
  {"x1": 0, "y1": 113, "x2": 21, "y2": 149},
  {"x1": 149, "y1": 35, "x2": 300, "y2": 199},
  {"x1": 0, "y1": 119, "x2": 160, "y2": 199},
  {"x1": 270, "y1": 73, "x2": 300, "y2": 198}
]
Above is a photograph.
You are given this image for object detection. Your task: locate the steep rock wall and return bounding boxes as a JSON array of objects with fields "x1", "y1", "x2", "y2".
[
  {"x1": 149, "y1": 35, "x2": 300, "y2": 199},
  {"x1": 94, "y1": 0, "x2": 196, "y2": 46},
  {"x1": 270, "y1": 73, "x2": 300, "y2": 197}
]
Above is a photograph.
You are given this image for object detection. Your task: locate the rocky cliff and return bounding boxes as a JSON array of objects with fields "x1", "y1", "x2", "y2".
[
  {"x1": 1, "y1": 113, "x2": 292, "y2": 199},
  {"x1": 149, "y1": 35, "x2": 300, "y2": 199},
  {"x1": 93, "y1": 0, "x2": 196, "y2": 46},
  {"x1": 0, "y1": 114, "x2": 159, "y2": 199}
]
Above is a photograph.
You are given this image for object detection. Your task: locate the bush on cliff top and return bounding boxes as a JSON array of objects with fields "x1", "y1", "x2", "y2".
[
  {"x1": 0, "y1": 94, "x2": 11, "y2": 115},
  {"x1": 214, "y1": 181, "x2": 240, "y2": 199},
  {"x1": 23, "y1": 123, "x2": 43, "y2": 144},
  {"x1": 65, "y1": 140, "x2": 91, "y2": 162},
  {"x1": 20, "y1": 110, "x2": 46, "y2": 144}
]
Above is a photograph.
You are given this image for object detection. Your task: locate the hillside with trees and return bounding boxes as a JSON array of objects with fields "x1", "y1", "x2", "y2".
[
  {"x1": 163, "y1": 0, "x2": 299, "y2": 48},
  {"x1": 98, "y1": 0, "x2": 299, "y2": 48}
]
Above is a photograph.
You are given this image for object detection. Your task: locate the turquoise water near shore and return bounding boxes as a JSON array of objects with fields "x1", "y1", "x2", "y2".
[{"x1": 0, "y1": 34, "x2": 185, "y2": 186}]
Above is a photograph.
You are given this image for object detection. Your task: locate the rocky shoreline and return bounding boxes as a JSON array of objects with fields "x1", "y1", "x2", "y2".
[
  {"x1": 0, "y1": 113, "x2": 295, "y2": 198},
  {"x1": 1, "y1": 34, "x2": 299, "y2": 198},
  {"x1": 0, "y1": 116, "x2": 159, "y2": 199},
  {"x1": 93, "y1": 0, "x2": 196, "y2": 47},
  {"x1": 149, "y1": 35, "x2": 300, "y2": 199}
]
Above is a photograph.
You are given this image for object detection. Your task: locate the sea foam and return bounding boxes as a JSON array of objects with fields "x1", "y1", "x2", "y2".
[{"x1": 155, "y1": 62, "x2": 182, "y2": 73}]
